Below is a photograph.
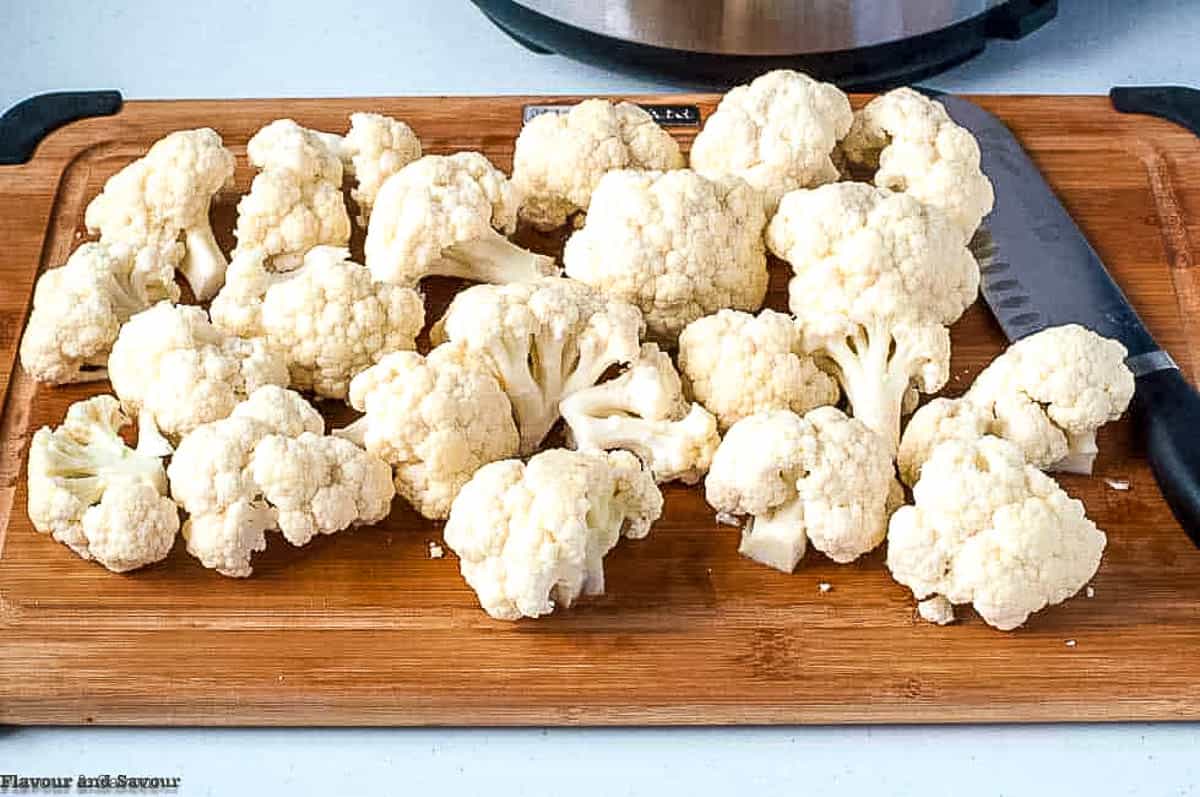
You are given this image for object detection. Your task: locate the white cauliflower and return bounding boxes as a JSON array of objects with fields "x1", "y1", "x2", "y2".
[
  {"x1": 968, "y1": 325, "x2": 1135, "y2": 474},
  {"x1": 560, "y1": 343, "x2": 720, "y2": 484},
  {"x1": 108, "y1": 302, "x2": 289, "y2": 442},
  {"x1": 27, "y1": 395, "x2": 178, "y2": 572},
  {"x1": 898, "y1": 325, "x2": 1135, "y2": 484},
  {"x1": 563, "y1": 168, "x2": 768, "y2": 342},
  {"x1": 690, "y1": 69, "x2": 853, "y2": 212},
  {"x1": 249, "y1": 432, "x2": 394, "y2": 547},
  {"x1": 365, "y1": 152, "x2": 556, "y2": 287},
  {"x1": 887, "y1": 435, "x2": 1107, "y2": 631},
  {"x1": 233, "y1": 119, "x2": 352, "y2": 271},
  {"x1": 167, "y1": 386, "x2": 330, "y2": 577},
  {"x1": 767, "y1": 182, "x2": 979, "y2": 450},
  {"x1": 19, "y1": 242, "x2": 180, "y2": 385},
  {"x1": 338, "y1": 343, "x2": 520, "y2": 520},
  {"x1": 443, "y1": 448, "x2": 663, "y2": 620},
  {"x1": 896, "y1": 397, "x2": 991, "y2": 486},
  {"x1": 333, "y1": 112, "x2": 423, "y2": 225},
  {"x1": 429, "y1": 277, "x2": 644, "y2": 453},
  {"x1": 85, "y1": 128, "x2": 236, "y2": 300},
  {"x1": 512, "y1": 99, "x2": 685, "y2": 230},
  {"x1": 705, "y1": 407, "x2": 895, "y2": 572},
  {"x1": 841, "y1": 87, "x2": 995, "y2": 243},
  {"x1": 677, "y1": 309, "x2": 839, "y2": 431},
  {"x1": 228, "y1": 383, "x2": 331, "y2": 437},
  {"x1": 211, "y1": 246, "x2": 425, "y2": 399}
]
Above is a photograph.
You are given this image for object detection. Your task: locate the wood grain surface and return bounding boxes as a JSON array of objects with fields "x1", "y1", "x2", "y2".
[{"x1": 1, "y1": 94, "x2": 1199, "y2": 726}]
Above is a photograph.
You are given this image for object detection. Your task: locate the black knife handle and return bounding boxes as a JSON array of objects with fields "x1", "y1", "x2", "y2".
[
  {"x1": 1111, "y1": 85, "x2": 1200, "y2": 546},
  {"x1": 1135, "y1": 367, "x2": 1200, "y2": 547},
  {"x1": 1110, "y1": 86, "x2": 1200, "y2": 137}
]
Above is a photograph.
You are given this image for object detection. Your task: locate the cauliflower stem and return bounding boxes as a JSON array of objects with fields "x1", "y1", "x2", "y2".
[
  {"x1": 180, "y1": 223, "x2": 229, "y2": 301},
  {"x1": 560, "y1": 345, "x2": 719, "y2": 485},
  {"x1": 485, "y1": 321, "x2": 624, "y2": 453},
  {"x1": 1057, "y1": 430, "x2": 1100, "y2": 475},
  {"x1": 821, "y1": 320, "x2": 924, "y2": 451},
  {"x1": 335, "y1": 416, "x2": 369, "y2": 448},
  {"x1": 37, "y1": 417, "x2": 166, "y2": 503},
  {"x1": 430, "y1": 227, "x2": 556, "y2": 285},
  {"x1": 738, "y1": 498, "x2": 808, "y2": 573}
]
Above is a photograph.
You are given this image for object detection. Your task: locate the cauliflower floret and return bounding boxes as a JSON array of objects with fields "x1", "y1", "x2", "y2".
[
  {"x1": 512, "y1": 99, "x2": 685, "y2": 230},
  {"x1": 767, "y1": 182, "x2": 979, "y2": 450},
  {"x1": 337, "y1": 112, "x2": 423, "y2": 225},
  {"x1": 338, "y1": 344, "x2": 520, "y2": 520},
  {"x1": 560, "y1": 343, "x2": 719, "y2": 484},
  {"x1": 85, "y1": 128, "x2": 235, "y2": 300},
  {"x1": 27, "y1": 395, "x2": 178, "y2": 572},
  {"x1": 108, "y1": 302, "x2": 289, "y2": 442},
  {"x1": 365, "y1": 152, "x2": 556, "y2": 287},
  {"x1": 705, "y1": 407, "x2": 895, "y2": 572},
  {"x1": 444, "y1": 448, "x2": 663, "y2": 620},
  {"x1": 968, "y1": 325, "x2": 1135, "y2": 474},
  {"x1": 230, "y1": 383, "x2": 328, "y2": 436},
  {"x1": 841, "y1": 87, "x2": 995, "y2": 243},
  {"x1": 208, "y1": 247, "x2": 276, "y2": 338},
  {"x1": 181, "y1": 502, "x2": 278, "y2": 579},
  {"x1": 212, "y1": 246, "x2": 424, "y2": 399},
  {"x1": 80, "y1": 481, "x2": 181, "y2": 572},
  {"x1": 233, "y1": 119, "x2": 352, "y2": 271},
  {"x1": 20, "y1": 242, "x2": 180, "y2": 385},
  {"x1": 429, "y1": 277, "x2": 643, "y2": 453},
  {"x1": 887, "y1": 436, "x2": 1107, "y2": 630},
  {"x1": 677, "y1": 309, "x2": 839, "y2": 431},
  {"x1": 689, "y1": 69, "x2": 853, "y2": 212},
  {"x1": 563, "y1": 168, "x2": 768, "y2": 342},
  {"x1": 168, "y1": 386, "x2": 325, "y2": 577},
  {"x1": 896, "y1": 397, "x2": 991, "y2": 486},
  {"x1": 249, "y1": 432, "x2": 395, "y2": 547},
  {"x1": 898, "y1": 325, "x2": 1135, "y2": 483}
]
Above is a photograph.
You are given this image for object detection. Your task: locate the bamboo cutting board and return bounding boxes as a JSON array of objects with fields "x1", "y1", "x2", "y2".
[{"x1": 1, "y1": 94, "x2": 1199, "y2": 726}]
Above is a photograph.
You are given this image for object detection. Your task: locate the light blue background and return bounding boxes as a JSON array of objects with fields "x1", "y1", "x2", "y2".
[{"x1": 3, "y1": 1, "x2": 1200, "y2": 794}]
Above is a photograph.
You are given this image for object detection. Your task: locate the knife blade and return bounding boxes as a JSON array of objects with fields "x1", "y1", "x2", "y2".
[
  {"x1": 938, "y1": 93, "x2": 1169, "y2": 371},
  {"x1": 935, "y1": 91, "x2": 1200, "y2": 545}
]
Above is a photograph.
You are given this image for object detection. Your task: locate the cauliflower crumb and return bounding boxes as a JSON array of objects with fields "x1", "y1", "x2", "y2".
[
  {"x1": 428, "y1": 541, "x2": 445, "y2": 559},
  {"x1": 818, "y1": 582, "x2": 832, "y2": 593},
  {"x1": 1105, "y1": 478, "x2": 1131, "y2": 491},
  {"x1": 1065, "y1": 639, "x2": 1077, "y2": 648},
  {"x1": 715, "y1": 511, "x2": 741, "y2": 527},
  {"x1": 1086, "y1": 585, "x2": 1096, "y2": 598},
  {"x1": 917, "y1": 596, "x2": 956, "y2": 625}
]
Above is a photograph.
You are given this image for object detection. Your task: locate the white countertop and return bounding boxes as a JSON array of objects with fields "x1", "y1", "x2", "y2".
[{"x1": 4, "y1": 1, "x2": 1200, "y2": 794}]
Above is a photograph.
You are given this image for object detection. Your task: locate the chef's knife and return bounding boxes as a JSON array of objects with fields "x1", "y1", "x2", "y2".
[{"x1": 934, "y1": 90, "x2": 1200, "y2": 546}]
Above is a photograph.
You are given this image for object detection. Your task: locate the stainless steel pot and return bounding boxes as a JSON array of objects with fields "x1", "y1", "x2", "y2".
[{"x1": 472, "y1": 0, "x2": 1057, "y2": 89}]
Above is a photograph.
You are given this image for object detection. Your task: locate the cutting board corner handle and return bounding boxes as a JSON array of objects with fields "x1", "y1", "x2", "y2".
[
  {"x1": 0, "y1": 90, "x2": 123, "y2": 166},
  {"x1": 1110, "y1": 85, "x2": 1200, "y2": 139}
]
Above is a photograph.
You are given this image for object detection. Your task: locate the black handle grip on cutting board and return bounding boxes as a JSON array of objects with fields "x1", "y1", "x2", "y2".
[
  {"x1": 0, "y1": 90, "x2": 122, "y2": 165},
  {"x1": 1135, "y1": 368, "x2": 1200, "y2": 548},
  {"x1": 1111, "y1": 85, "x2": 1200, "y2": 545},
  {"x1": 1111, "y1": 85, "x2": 1200, "y2": 136}
]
